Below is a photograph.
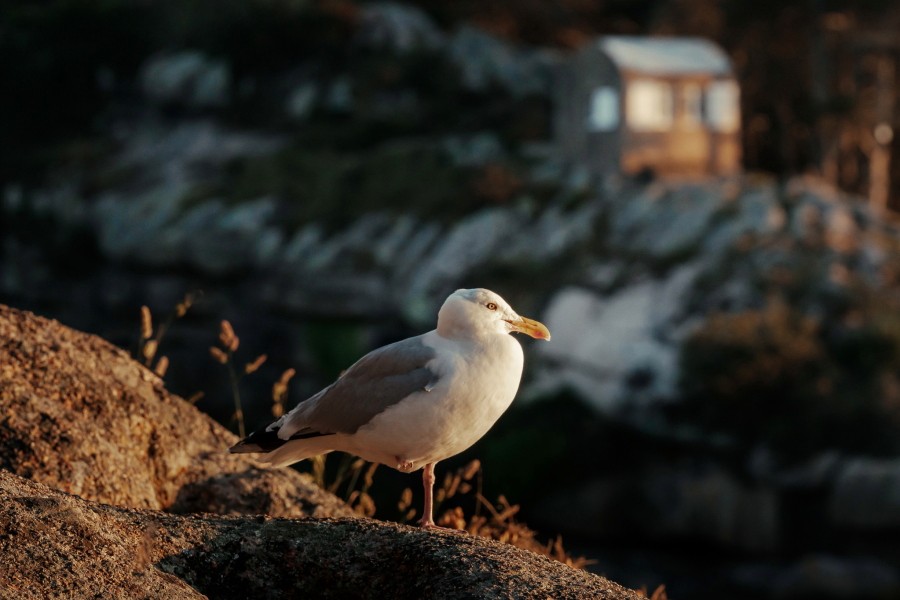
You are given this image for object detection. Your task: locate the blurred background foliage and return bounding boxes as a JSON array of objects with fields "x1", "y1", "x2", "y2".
[
  {"x1": 6, "y1": 0, "x2": 900, "y2": 185},
  {"x1": 679, "y1": 298, "x2": 900, "y2": 461}
]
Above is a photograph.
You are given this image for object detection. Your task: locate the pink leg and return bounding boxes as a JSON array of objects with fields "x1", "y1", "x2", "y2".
[
  {"x1": 417, "y1": 462, "x2": 437, "y2": 527},
  {"x1": 416, "y1": 463, "x2": 460, "y2": 532}
]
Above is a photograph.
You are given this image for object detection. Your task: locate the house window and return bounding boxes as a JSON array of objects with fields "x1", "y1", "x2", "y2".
[
  {"x1": 588, "y1": 86, "x2": 619, "y2": 131},
  {"x1": 707, "y1": 80, "x2": 740, "y2": 132},
  {"x1": 626, "y1": 79, "x2": 674, "y2": 131},
  {"x1": 682, "y1": 83, "x2": 703, "y2": 128}
]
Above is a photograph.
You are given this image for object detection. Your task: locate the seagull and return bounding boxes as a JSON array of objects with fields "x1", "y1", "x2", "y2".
[{"x1": 229, "y1": 288, "x2": 550, "y2": 528}]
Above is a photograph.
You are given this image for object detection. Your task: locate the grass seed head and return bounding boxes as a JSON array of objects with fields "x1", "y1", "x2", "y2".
[
  {"x1": 398, "y1": 488, "x2": 413, "y2": 511},
  {"x1": 219, "y1": 320, "x2": 239, "y2": 351},
  {"x1": 210, "y1": 346, "x2": 228, "y2": 364},
  {"x1": 245, "y1": 354, "x2": 267, "y2": 374},
  {"x1": 154, "y1": 356, "x2": 169, "y2": 377},
  {"x1": 175, "y1": 292, "x2": 197, "y2": 318},
  {"x1": 462, "y1": 459, "x2": 481, "y2": 480},
  {"x1": 142, "y1": 340, "x2": 158, "y2": 362},
  {"x1": 186, "y1": 391, "x2": 205, "y2": 404},
  {"x1": 140, "y1": 306, "x2": 153, "y2": 340}
]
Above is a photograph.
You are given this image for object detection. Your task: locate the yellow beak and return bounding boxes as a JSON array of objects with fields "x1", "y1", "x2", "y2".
[{"x1": 506, "y1": 315, "x2": 551, "y2": 340}]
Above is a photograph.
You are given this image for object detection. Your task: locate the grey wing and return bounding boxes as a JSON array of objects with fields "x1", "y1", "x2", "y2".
[{"x1": 281, "y1": 334, "x2": 440, "y2": 438}]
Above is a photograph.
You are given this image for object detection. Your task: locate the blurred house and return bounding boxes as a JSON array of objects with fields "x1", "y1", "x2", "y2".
[{"x1": 556, "y1": 36, "x2": 742, "y2": 179}]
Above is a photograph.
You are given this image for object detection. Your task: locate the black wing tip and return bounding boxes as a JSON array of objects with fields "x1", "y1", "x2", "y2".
[
  {"x1": 228, "y1": 439, "x2": 263, "y2": 454},
  {"x1": 228, "y1": 426, "x2": 336, "y2": 454},
  {"x1": 229, "y1": 428, "x2": 288, "y2": 454}
]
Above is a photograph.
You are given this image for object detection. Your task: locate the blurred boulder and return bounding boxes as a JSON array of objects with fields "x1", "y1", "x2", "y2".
[
  {"x1": 140, "y1": 51, "x2": 231, "y2": 108},
  {"x1": 112, "y1": 119, "x2": 283, "y2": 178},
  {"x1": 323, "y1": 76, "x2": 354, "y2": 113},
  {"x1": 535, "y1": 265, "x2": 700, "y2": 413},
  {"x1": 829, "y1": 458, "x2": 900, "y2": 529},
  {"x1": 537, "y1": 465, "x2": 778, "y2": 552},
  {"x1": 772, "y1": 555, "x2": 900, "y2": 600},
  {"x1": 824, "y1": 205, "x2": 860, "y2": 253},
  {"x1": 442, "y1": 133, "x2": 505, "y2": 167},
  {"x1": 703, "y1": 186, "x2": 786, "y2": 253},
  {"x1": 610, "y1": 183, "x2": 720, "y2": 260},
  {"x1": 284, "y1": 82, "x2": 319, "y2": 121},
  {"x1": 356, "y1": 2, "x2": 445, "y2": 52},
  {"x1": 87, "y1": 120, "x2": 284, "y2": 272},
  {"x1": 446, "y1": 26, "x2": 557, "y2": 97},
  {"x1": 406, "y1": 208, "x2": 521, "y2": 304},
  {"x1": 641, "y1": 466, "x2": 779, "y2": 552},
  {"x1": 182, "y1": 197, "x2": 284, "y2": 274}
]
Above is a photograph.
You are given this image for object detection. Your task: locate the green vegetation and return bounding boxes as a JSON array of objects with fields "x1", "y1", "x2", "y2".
[
  {"x1": 679, "y1": 297, "x2": 900, "y2": 461},
  {"x1": 185, "y1": 140, "x2": 524, "y2": 227},
  {"x1": 238, "y1": 142, "x2": 460, "y2": 223}
]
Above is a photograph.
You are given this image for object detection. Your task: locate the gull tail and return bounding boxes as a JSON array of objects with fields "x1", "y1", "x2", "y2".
[{"x1": 229, "y1": 425, "x2": 337, "y2": 468}]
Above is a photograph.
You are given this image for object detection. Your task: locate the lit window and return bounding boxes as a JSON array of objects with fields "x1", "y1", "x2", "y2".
[
  {"x1": 707, "y1": 80, "x2": 740, "y2": 132},
  {"x1": 682, "y1": 83, "x2": 703, "y2": 128},
  {"x1": 626, "y1": 79, "x2": 674, "y2": 131},
  {"x1": 588, "y1": 86, "x2": 619, "y2": 131}
]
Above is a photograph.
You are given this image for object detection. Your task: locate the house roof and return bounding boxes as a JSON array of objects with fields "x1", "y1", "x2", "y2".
[{"x1": 598, "y1": 36, "x2": 732, "y2": 76}]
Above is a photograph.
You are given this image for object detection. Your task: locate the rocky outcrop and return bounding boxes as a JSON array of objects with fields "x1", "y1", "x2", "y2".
[
  {"x1": 0, "y1": 470, "x2": 640, "y2": 600},
  {"x1": 828, "y1": 457, "x2": 900, "y2": 529},
  {"x1": 0, "y1": 304, "x2": 351, "y2": 518},
  {"x1": 140, "y1": 51, "x2": 231, "y2": 109}
]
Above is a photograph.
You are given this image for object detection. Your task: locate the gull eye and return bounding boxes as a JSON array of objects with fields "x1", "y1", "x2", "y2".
[{"x1": 486, "y1": 302, "x2": 498, "y2": 311}]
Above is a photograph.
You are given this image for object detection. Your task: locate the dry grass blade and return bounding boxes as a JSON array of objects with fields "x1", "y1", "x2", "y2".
[
  {"x1": 636, "y1": 585, "x2": 668, "y2": 600},
  {"x1": 135, "y1": 291, "x2": 199, "y2": 370},
  {"x1": 209, "y1": 346, "x2": 228, "y2": 364},
  {"x1": 245, "y1": 354, "x2": 267, "y2": 374},
  {"x1": 175, "y1": 292, "x2": 197, "y2": 318},
  {"x1": 310, "y1": 455, "x2": 326, "y2": 489},
  {"x1": 140, "y1": 306, "x2": 153, "y2": 340},
  {"x1": 219, "y1": 320, "x2": 239, "y2": 352},
  {"x1": 462, "y1": 459, "x2": 481, "y2": 480},
  {"x1": 154, "y1": 356, "x2": 169, "y2": 377},
  {"x1": 271, "y1": 368, "x2": 296, "y2": 417},
  {"x1": 142, "y1": 340, "x2": 158, "y2": 362},
  {"x1": 446, "y1": 473, "x2": 462, "y2": 498},
  {"x1": 272, "y1": 369, "x2": 296, "y2": 398},
  {"x1": 398, "y1": 488, "x2": 413, "y2": 512},
  {"x1": 432, "y1": 486, "x2": 594, "y2": 570},
  {"x1": 495, "y1": 496, "x2": 520, "y2": 522},
  {"x1": 354, "y1": 492, "x2": 376, "y2": 517},
  {"x1": 185, "y1": 391, "x2": 204, "y2": 404},
  {"x1": 363, "y1": 462, "x2": 378, "y2": 489}
]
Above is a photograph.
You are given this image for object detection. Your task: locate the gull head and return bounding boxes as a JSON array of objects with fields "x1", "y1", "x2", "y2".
[{"x1": 436, "y1": 288, "x2": 551, "y2": 341}]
